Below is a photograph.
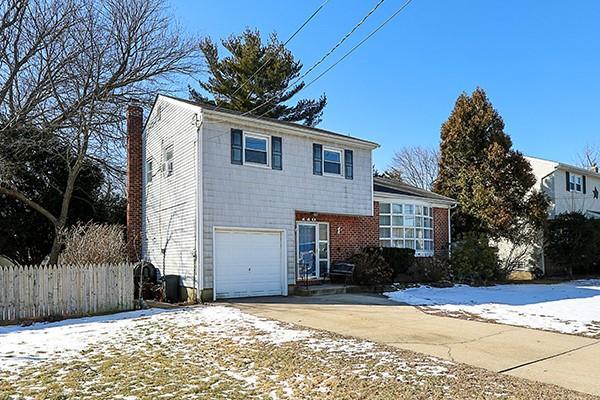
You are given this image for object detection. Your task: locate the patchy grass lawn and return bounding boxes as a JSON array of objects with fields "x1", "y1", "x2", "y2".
[
  {"x1": 385, "y1": 279, "x2": 600, "y2": 337},
  {"x1": 0, "y1": 305, "x2": 596, "y2": 399}
]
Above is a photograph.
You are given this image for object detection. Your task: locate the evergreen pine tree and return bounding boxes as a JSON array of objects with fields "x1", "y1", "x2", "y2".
[{"x1": 190, "y1": 28, "x2": 327, "y2": 126}]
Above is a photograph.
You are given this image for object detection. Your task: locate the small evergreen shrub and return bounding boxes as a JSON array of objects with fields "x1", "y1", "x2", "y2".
[
  {"x1": 366, "y1": 247, "x2": 415, "y2": 278},
  {"x1": 545, "y1": 212, "x2": 600, "y2": 276},
  {"x1": 349, "y1": 247, "x2": 393, "y2": 285},
  {"x1": 408, "y1": 255, "x2": 452, "y2": 283},
  {"x1": 451, "y1": 232, "x2": 500, "y2": 284}
]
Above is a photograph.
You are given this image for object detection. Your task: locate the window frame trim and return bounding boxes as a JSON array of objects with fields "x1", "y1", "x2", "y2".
[
  {"x1": 243, "y1": 131, "x2": 271, "y2": 168},
  {"x1": 322, "y1": 146, "x2": 344, "y2": 177},
  {"x1": 569, "y1": 173, "x2": 583, "y2": 193},
  {"x1": 145, "y1": 158, "x2": 153, "y2": 185},
  {"x1": 378, "y1": 201, "x2": 435, "y2": 256},
  {"x1": 163, "y1": 144, "x2": 174, "y2": 177}
]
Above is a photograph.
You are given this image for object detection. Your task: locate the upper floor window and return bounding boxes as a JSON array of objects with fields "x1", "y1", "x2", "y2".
[
  {"x1": 313, "y1": 143, "x2": 353, "y2": 179},
  {"x1": 379, "y1": 202, "x2": 434, "y2": 256},
  {"x1": 323, "y1": 148, "x2": 342, "y2": 175},
  {"x1": 146, "y1": 159, "x2": 153, "y2": 184},
  {"x1": 569, "y1": 173, "x2": 582, "y2": 192},
  {"x1": 244, "y1": 133, "x2": 269, "y2": 166},
  {"x1": 231, "y1": 129, "x2": 282, "y2": 170},
  {"x1": 163, "y1": 145, "x2": 173, "y2": 177}
]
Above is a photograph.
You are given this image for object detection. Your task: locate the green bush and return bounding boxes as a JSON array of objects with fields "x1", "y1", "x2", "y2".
[
  {"x1": 366, "y1": 247, "x2": 415, "y2": 278},
  {"x1": 349, "y1": 247, "x2": 393, "y2": 285},
  {"x1": 451, "y1": 232, "x2": 500, "y2": 284},
  {"x1": 545, "y1": 212, "x2": 600, "y2": 276}
]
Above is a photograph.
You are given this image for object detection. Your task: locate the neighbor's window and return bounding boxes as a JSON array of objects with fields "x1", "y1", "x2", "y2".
[
  {"x1": 379, "y1": 202, "x2": 434, "y2": 256},
  {"x1": 163, "y1": 145, "x2": 174, "y2": 177},
  {"x1": 146, "y1": 159, "x2": 153, "y2": 184},
  {"x1": 244, "y1": 133, "x2": 269, "y2": 165},
  {"x1": 569, "y1": 173, "x2": 582, "y2": 192},
  {"x1": 323, "y1": 148, "x2": 342, "y2": 175}
]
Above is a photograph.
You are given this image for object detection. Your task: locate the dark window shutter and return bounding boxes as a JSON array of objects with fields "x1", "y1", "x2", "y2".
[
  {"x1": 313, "y1": 144, "x2": 322, "y2": 175},
  {"x1": 583, "y1": 175, "x2": 587, "y2": 194},
  {"x1": 272, "y1": 136, "x2": 282, "y2": 170},
  {"x1": 231, "y1": 129, "x2": 242, "y2": 165},
  {"x1": 344, "y1": 149, "x2": 353, "y2": 180},
  {"x1": 565, "y1": 171, "x2": 570, "y2": 191}
]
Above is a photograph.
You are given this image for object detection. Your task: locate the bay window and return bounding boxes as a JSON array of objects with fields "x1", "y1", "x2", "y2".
[{"x1": 379, "y1": 202, "x2": 434, "y2": 256}]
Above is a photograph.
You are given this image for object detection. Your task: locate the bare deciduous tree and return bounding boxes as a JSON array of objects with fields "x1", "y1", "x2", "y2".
[
  {"x1": 0, "y1": 0, "x2": 199, "y2": 264},
  {"x1": 576, "y1": 144, "x2": 600, "y2": 171},
  {"x1": 386, "y1": 146, "x2": 439, "y2": 190}
]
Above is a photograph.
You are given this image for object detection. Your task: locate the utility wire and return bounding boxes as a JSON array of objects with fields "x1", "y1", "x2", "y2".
[
  {"x1": 213, "y1": 0, "x2": 331, "y2": 111},
  {"x1": 257, "y1": 0, "x2": 413, "y2": 118},
  {"x1": 242, "y1": 0, "x2": 387, "y2": 117},
  {"x1": 299, "y1": 0, "x2": 413, "y2": 94}
]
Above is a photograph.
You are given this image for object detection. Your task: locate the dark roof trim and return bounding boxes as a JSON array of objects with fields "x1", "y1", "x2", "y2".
[{"x1": 373, "y1": 177, "x2": 457, "y2": 204}]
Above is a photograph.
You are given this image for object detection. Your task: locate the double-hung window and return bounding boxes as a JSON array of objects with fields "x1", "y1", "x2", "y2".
[
  {"x1": 244, "y1": 133, "x2": 269, "y2": 166},
  {"x1": 323, "y1": 148, "x2": 342, "y2": 175},
  {"x1": 163, "y1": 145, "x2": 174, "y2": 177},
  {"x1": 569, "y1": 173, "x2": 582, "y2": 192},
  {"x1": 146, "y1": 159, "x2": 153, "y2": 184},
  {"x1": 379, "y1": 202, "x2": 434, "y2": 256}
]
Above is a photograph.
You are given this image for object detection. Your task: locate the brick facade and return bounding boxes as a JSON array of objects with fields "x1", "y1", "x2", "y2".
[
  {"x1": 433, "y1": 207, "x2": 450, "y2": 256},
  {"x1": 126, "y1": 102, "x2": 143, "y2": 261},
  {"x1": 295, "y1": 203, "x2": 451, "y2": 267},
  {"x1": 295, "y1": 202, "x2": 380, "y2": 264}
]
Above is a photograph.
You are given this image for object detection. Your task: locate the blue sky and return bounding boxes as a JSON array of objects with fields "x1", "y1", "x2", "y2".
[{"x1": 169, "y1": 0, "x2": 600, "y2": 170}]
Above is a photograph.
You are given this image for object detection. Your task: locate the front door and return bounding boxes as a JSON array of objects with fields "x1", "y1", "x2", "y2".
[{"x1": 297, "y1": 222, "x2": 329, "y2": 280}]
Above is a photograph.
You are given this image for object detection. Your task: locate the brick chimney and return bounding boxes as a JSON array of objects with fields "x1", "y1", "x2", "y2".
[{"x1": 126, "y1": 100, "x2": 143, "y2": 261}]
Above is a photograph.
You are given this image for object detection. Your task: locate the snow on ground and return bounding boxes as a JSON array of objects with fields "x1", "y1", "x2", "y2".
[
  {"x1": 384, "y1": 279, "x2": 600, "y2": 336},
  {"x1": 0, "y1": 306, "x2": 315, "y2": 371}
]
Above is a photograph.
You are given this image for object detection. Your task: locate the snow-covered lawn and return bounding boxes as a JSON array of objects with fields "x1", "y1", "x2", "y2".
[
  {"x1": 0, "y1": 304, "x2": 592, "y2": 399},
  {"x1": 385, "y1": 279, "x2": 600, "y2": 336}
]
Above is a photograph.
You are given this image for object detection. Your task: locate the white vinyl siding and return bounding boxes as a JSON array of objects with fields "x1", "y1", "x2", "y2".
[
  {"x1": 202, "y1": 118, "x2": 372, "y2": 289},
  {"x1": 142, "y1": 99, "x2": 198, "y2": 287}
]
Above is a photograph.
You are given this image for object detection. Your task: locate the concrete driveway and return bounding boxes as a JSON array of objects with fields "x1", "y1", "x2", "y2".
[{"x1": 231, "y1": 293, "x2": 600, "y2": 396}]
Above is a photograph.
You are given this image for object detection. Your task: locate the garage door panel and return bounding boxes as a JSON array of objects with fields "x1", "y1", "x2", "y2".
[{"x1": 215, "y1": 230, "x2": 283, "y2": 299}]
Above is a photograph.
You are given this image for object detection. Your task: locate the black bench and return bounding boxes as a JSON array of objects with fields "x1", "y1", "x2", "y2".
[{"x1": 329, "y1": 262, "x2": 355, "y2": 285}]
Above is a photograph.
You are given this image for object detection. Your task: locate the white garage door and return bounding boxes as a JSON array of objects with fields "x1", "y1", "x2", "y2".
[{"x1": 214, "y1": 229, "x2": 285, "y2": 299}]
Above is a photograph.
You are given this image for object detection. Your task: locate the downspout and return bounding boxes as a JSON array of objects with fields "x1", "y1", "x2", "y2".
[
  {"x1": 447, "y1": 203, "x2": 457, "y2": 256},
  {"x1": 194, "y1": 112, "x2": 203, "y2": 303}
]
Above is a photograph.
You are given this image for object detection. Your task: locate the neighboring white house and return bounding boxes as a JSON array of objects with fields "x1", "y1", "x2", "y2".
[
  {"x1": 498, "y1": 156, "x2": 600, "y2": 275},
  {"x1": 526, "y1": 156, "x2": 600, "y2": 219}
]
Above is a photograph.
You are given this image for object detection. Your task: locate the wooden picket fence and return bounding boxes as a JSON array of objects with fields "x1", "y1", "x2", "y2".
[{"x1": 0, "y1": 263, "x2": 135, "y2": 323}]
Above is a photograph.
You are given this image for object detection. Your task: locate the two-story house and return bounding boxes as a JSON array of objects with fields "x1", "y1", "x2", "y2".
[
  {"x1": 126, "y1": 95, "x2": 455, "y2": 301},
  {"x1": 526, "y1": 156, "x2": 600, "y2": 219}
]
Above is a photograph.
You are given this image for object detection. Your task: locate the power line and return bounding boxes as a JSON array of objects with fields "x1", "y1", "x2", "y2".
[
  {"x1": 298, "y1": 0, "x2": 413, "y2": 94},
  {"x1": 241, "y1": 0, "x2": 387, "y2": 117},
  {"x1": 212, "y1": 0, "x2": 331, "y2": 112}
]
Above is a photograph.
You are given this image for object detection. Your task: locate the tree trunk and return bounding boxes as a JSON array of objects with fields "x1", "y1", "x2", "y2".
[{"x1": 47, "y1": 152, "x2": 85, "y2": 265}]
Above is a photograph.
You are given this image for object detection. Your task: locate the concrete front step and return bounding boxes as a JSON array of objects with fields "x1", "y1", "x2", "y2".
[{"x1": 293, "y1": 284, "x2": 367, "y2": 296}]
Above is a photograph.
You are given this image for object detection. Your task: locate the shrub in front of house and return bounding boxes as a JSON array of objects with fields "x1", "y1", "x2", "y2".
[
  {"x1": 408, "y1": 255, "x2": 452, "y2": 283},
  {"x1": 366, "y1": 247, "x2": 415, "y2": 280},
  {"x1": 349, "y1": 247, "x2": 393, "y2": 285},
  {"x1": 545, "y1": 212, "x2": 600, "y2": 277},
  {"x1": 450, "y1": 232, "x2": 500, "y2": 284}
]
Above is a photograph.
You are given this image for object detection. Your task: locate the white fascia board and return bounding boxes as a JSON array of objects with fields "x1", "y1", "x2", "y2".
[{"x1": 374, "y1": 192, "x2": 456, "y2": 208}]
